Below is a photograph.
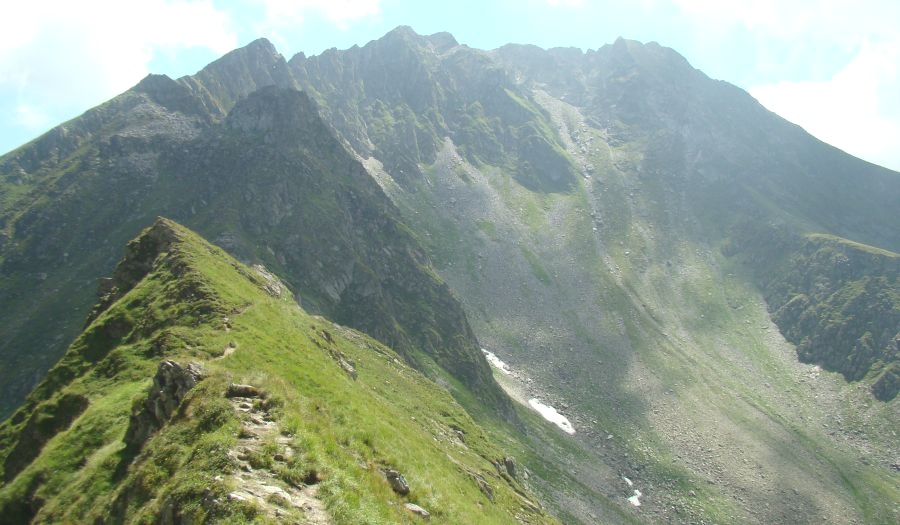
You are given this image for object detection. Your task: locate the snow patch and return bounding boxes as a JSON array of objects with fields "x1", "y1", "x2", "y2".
[
  {"x1": 479, "y1": 349, "x2": 575, "y2": 435},
  {"x1": 627, "y1": 489, "x2": 642, "y2": 507},
  {"x1": 481, "y1": 349, "x2": 511, "y2": 375},
  {"x1": 624, "y1": 477, "x2": 641, "y2": 506},
  {"x1": 528, "y1": 398, "x2": 575, "y2": 434}
]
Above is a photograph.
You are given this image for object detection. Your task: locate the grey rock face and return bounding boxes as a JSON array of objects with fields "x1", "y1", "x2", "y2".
[
  {"x1": 503, "y1": 456, "x2": 517, "y2": 479},
  {"x1": 86, "y1": 219, "x2": 181, "y2": 327},
  {"x1": 384, "y1": 469, "x2": 410, "y2": 495},
  {"x1": 124, "y1": 360, "x2": 204, "y2": 448},
  {"x1": 251, "y1": 264, "x2": 285, "y2": 297}
]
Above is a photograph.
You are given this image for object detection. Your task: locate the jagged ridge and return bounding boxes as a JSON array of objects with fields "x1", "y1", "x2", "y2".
[
  {"x1": 0, "y1": 218, "x2": 555, "y2": 524},
  {"x1": 0, "y1": 72, "x2": 508, "y2": 420}
]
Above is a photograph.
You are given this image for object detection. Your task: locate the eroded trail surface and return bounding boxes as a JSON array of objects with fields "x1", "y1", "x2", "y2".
[{"x1": 226, "y1": 388, "x2": 331, "y2": 524}]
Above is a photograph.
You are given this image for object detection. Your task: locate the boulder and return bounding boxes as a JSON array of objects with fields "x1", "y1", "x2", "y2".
[
  {"x1": 404, "y1": 502, "x2": 430, "y2": 519},
  {"x1": 385, "y1": 469, "x2": 410, "y2": 495},
  {"x1": 226, "y1": 383, "x2": 265, "y2": 398}
]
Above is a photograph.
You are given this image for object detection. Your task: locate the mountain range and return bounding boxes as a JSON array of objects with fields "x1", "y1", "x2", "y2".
[{"x1": 1, "y1": 26, "x2": 897, "y2": 524}]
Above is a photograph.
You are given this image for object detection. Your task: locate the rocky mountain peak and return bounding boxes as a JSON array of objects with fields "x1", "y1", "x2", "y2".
[
  {"x1": 425, "y1": 31, "x2": 459, "y2": 52},
  {"x1": 599, "y1": 37, "x2": 697, "y2": 81},
  {"x1": 133, "y1": 73, "x2": 178, "y2": 96},
  {"x1": 243, "y1": 37, "x2": 280, "y2": 56},
  {"x1": 3, "y1": 27, "x2": 900, "y2": 525},
  {"x1": 225, "y1": 85, "x2": 320, "y2": 137},
  {"x1": 367, "y1": 25, "x2": 460, "y2": 58},
  {"x1": 132, "y1": 73, "x2": 207, "y2": 117},
  {"x1": 179, "y1": 37, "x2": 294, "y2": 117},
  {"x1": 367, "y1": 26, "x2": 460, "y2": 55},
  {"x1": 381, "y1": 24, "x2": 423, "y2": 44},
  {"x1": 195, "y1": 37, "x2": 287, "y2": 79}
]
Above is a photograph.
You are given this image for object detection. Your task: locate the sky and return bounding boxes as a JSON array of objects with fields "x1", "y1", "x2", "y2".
[{"x1": 1, "y1": 0, "x2": 898, "y2": 171}]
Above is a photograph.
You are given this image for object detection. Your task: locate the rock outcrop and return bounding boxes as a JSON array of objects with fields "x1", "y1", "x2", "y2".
[
  {"x1": 385, "y1": 469, "x2": 411, "y2": 495},
  {"x1": 87, "y1": 219, "x2": 181, "y2": 327},
  {"x1": 124, "y1": 360, "x2": 204, "y2": 449},
  {"x1": 761, "y1": 235, "x2": 900, "y2": 400},
  {"x1": 225, "y1": 383, "x2": 265, "y2": 399}
]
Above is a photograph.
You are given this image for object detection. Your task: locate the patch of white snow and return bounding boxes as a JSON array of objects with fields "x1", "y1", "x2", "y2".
[
  {"x1": 481, "y1": 349, "x2": 512, "y2": 375},
  {"x1": 627, "y1": 489, "x2": 642, "y2": 507},
  {"x1": 528, "y1": 398, "x2": 575, "y2": 434}
]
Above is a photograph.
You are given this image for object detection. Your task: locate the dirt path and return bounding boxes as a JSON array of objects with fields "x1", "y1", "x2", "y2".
[{"x1": 225, "y1": 391, "x2": 330, "y2": 524}]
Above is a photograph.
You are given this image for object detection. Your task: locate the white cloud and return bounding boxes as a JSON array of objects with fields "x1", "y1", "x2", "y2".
[
  {"x1": 257, "y1": 0, "x2": 381, "y2": 30},
  {"x1": 750, "y1": 39, "x2": 900, "y2": 171},
  {"x1": 661, "y1": 0, "x2": 900, "y2": 171},
  {"x1": 668, "y1": 0, "x2": 900, "y2": 78},
  {"x1": 670, "y1": 0, "x2": 900, "y2": 38},
  {"x1": 0, "y1": 0, "x2": 236, "y2": 133},
  {"x1": 246, "y1": 0, "x2": 382, "y2": 56},
  {"x1": 14, "y1": 104, "x2": 52, "y2": 130},
  {"x1": 0, "y1": 0, "x2": 387, "y2": 151}
]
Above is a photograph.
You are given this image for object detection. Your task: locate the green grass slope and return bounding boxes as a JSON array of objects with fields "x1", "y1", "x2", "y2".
[
  {"x1": 0, "y1": 218, "x2": 555, "y2": 524},
  {"x1": 0, "y1": 76, "x2": 507, "y2": 420}
]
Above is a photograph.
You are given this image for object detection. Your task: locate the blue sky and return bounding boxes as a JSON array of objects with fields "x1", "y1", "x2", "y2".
[{"x1": 2, "y1": 0, "x2": 898, "y2": 171}]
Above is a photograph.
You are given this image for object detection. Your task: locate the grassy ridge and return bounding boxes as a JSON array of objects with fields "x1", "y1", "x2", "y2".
[
  {"x1": 0, "y1": 219, "x2": 556, "y2": 524},
  {"x1": 0, "y1": 83, "x2": 507, "y2": 421}
]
